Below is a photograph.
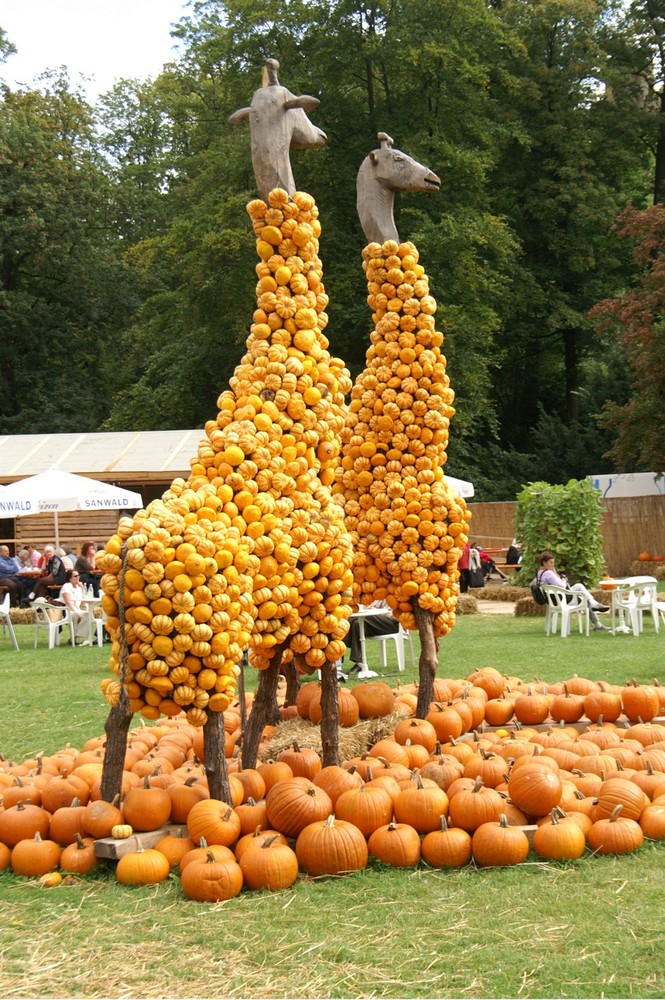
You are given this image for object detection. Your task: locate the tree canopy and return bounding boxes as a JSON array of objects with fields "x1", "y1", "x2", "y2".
[{"x1": 1, "y1": 0, "x2": 664, "y2": 497}]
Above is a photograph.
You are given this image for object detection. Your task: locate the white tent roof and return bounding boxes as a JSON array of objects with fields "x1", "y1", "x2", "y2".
[
  {"x1": 0, "y1": 431, "x2": 202, "y2": 485},
  {"x1": 0, "y1": 431, "x2": 474, "y2": 496}
]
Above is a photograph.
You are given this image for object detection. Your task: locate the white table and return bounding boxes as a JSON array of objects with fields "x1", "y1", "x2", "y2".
[
  {"x1": 348, "y1": 607, "x2": 396, "y2": 679},
  {"x1": 80, "y1": 596, "x2": 103, "y2": 646},
  {"x1": 598, "y1": 576, "x2": 658, "y2": 635}
]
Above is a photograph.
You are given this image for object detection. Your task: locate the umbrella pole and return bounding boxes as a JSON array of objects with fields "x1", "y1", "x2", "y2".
[{"x1": 54, "y1": 511, "x2": 60, "y2": 548}]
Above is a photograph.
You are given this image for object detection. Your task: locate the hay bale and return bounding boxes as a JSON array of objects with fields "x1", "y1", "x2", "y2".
[
  {"x1": 9, "y1": 608, "x2": 35, "y2": 625},
  {"x1": 259, "y1": 710, "x2": 406, "y2": 765},
  {"x1": 629, "y1": 561, "x2": 665, "y2": 580},
  {"x1": 472, "y1": 585, "x2": 529, "y2": 603},
  {"x1": 456, "y1": 594, "x2": 478, "y2": 615},
  {"x1": 515, "y1": 596, "x2": 545, "y2": 617}
]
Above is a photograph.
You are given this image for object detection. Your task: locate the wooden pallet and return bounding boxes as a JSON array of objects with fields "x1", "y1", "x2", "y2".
[{"x1": 94, "y1": 823, "x2": 188, "y2": 860}]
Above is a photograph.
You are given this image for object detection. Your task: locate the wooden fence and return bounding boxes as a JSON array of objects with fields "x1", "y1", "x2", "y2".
[
  {"x1": 10, "y1": 511, "x2": 121, "y2": 558},
  {"x1": 467, "y1": 496, "x2": 665, "y2": 578},
  {"x1": 3, "y1": 492, "x2": 663, "y2": 578}
]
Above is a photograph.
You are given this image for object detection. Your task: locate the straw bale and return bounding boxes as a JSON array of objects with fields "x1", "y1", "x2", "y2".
[
  {"x1": 474, "y1": 585, "x2": 529, "y2": 603},
  {"x1": 515, "y1": 597, "x2": 545, "y2": 617},
  {"x1": 629, "y1": 561, "x2": 665, "y2": 580},
  {"x1": 259, "y1": 710, "x2": 406, "y2": 764},
  {"x1": 9, "y1": 608, "x2": 35, "y2": 625},
  {"x1": 456, "y1": 594, "x2": 478, "y2": 615}
]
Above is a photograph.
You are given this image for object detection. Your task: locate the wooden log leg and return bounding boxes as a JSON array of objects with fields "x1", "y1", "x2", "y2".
[
  {"x1": 413, "y1": 601, "x2": 439, "y2": 719},
  {"x1": 283, "y1": 658, "x2": 301, "y2": 708},
  {"x1": 236, "y1": 658, "x2": 248, "y2": 756},
  {"x1": 319, "y1": 665, "x2": 340, "y2": 767},
  {"x1": 100, "y1": 700, "x2": 133, "y2": 803},
  {"x1": 241, "y1": 648, "x2": 284, "y2": 768},
  {"x1": 100, "y1": 542, "x2": 134, "y2": 802},
  {"x1": 203, "y1": 711, "x2": 231, "y2": 803}
]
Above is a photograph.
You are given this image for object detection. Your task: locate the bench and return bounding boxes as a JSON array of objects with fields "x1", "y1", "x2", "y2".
[{"x1": 493, "y1": 563, "x2": 520, "y2": 575}]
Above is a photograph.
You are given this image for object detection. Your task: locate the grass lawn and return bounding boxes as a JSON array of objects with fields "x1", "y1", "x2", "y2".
[{"x1": 0, "y1": 611, "x2": 664, "y2": 999}]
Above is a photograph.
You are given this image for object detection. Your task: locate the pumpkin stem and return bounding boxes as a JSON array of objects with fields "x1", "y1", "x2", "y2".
[
  {"x1": 610, "y1": 804, "x2": 624, "y2": 822},
  {"x1": 439, "y1": 814, "x2": 449, "y2": 832}
]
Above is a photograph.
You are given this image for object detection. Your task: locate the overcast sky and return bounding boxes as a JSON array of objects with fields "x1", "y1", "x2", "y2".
[{"x1": 1, "y1": 0, "x2": 190, "y2": 100}]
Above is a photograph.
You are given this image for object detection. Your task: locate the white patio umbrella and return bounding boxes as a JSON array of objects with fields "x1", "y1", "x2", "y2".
[
  {"x1": 1, "y1": 470, "x2": 143, "y2": 546},
  {"x1": 444, "y1": 474, "x2": 474, "y2": 498}
]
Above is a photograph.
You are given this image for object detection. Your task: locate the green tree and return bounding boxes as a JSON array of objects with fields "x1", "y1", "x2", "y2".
[
  {"x1": 602, "y1": 0, "x2": 665, "y2": 204},
  {"x1": 515, "y1": 477, "x2": 606, "y2": 586},
  {"x1": 590, "y1": 203, "x2": 665, "y2": 474},
  {"x1": 0, "y1": 77, "x2": 133, "y2": 433}
]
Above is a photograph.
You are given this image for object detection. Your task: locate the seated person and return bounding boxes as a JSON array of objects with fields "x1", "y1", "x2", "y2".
[
  {"x1": 28, "y1": 544, "x2": 42, "y2": 568},
  {"x1": 536, "y1": 551, "x2": 610, "y2": 632},
  {"x1": 17, "y1": 548, "x2": 32, "y2": 570},
  {"x1": 15, "y1": 548, "x2": 40, "y2": 605},
  {"x1": 29, "y1": 545, "x2": 67, "y2": 600},
  {"x1": 56, "y1": 546, "x2": 75, "y2": 572},
  {"x1": 344, "y1": 599, "x2": 399, "y2": 672},
  {"x1": 58, "y1": 569, "x2": 92, "y2": 644},
  {"x1": 0, "y1": 544, "x2": 22, "y2": 607},
  {"x1": 75, "y1": 541, "x2": 100, "y2": 596}
]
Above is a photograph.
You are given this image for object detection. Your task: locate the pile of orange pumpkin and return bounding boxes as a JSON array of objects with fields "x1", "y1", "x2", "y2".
[{"x1": 1, "y1": 671, "x2": 664, "y2": 901}]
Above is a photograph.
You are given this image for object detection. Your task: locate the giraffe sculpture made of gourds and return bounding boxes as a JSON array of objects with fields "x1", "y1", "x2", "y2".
[{"x1": 336, "y1": 132, "x2": 469, "y2": 717}]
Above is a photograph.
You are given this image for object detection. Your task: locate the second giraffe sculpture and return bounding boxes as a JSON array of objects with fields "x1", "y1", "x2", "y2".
[{"x1": 356, "y1": 132, "x2": 441, "y2": 244}]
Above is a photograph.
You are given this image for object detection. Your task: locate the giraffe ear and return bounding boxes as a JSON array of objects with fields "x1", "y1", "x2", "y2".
[{"x1": 370, "y1": 150, "x2": 379, "y2": 164}]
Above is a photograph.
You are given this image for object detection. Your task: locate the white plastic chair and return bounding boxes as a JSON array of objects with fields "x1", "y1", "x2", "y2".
[
  {"x1": 635, "y1": 579, "x2": 659, "y2": 634},
  {"x1": 0, "y1": 591, "x2": 19, "y2": 651},
  {"x1": 367, "y1": 624, "x2": 416, "y2": 671},
  {"x1": 610, "y1": 582, "x2": 643, "y2": 636},
  {"x1": 31, "y1": 600, "x2": 75, "y2": 649},
  {"x1": 541, "y1": 585, "x2": 590, "y2": 638}
]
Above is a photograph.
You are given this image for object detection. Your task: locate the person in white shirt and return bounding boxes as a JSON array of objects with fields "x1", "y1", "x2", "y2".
[
  {"x1": 536, "y1": 551, "x2": 610, "y2": 632},
  {"x1": 58, "y1": 569, "x2": 92, "y2": 644}
]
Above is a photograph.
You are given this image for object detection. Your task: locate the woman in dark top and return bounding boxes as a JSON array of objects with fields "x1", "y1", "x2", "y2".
[{"x1": 75, "y1": 541, "x2": 100, "y2": 596}]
